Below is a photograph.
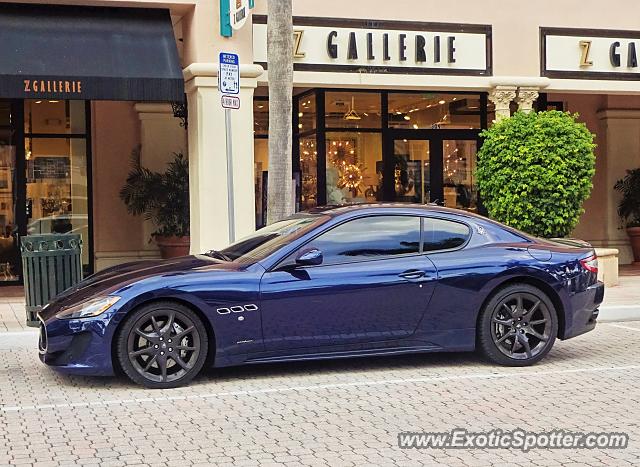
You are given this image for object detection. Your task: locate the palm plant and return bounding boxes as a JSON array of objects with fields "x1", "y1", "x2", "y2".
[
  {"x1": 614, "y1": 168, "x2": 640, "y2": 228},
  {"x1": 120, "y1": 149, "x2": 190, "y2": 238}
]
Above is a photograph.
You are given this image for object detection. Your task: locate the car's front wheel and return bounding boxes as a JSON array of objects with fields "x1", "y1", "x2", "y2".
[
  {"x1": 116, "y1": 301, "x2": 209, "y2": 388},
  {"x1": 477, "y1": 284, "x2": 558, "y2": 366}
]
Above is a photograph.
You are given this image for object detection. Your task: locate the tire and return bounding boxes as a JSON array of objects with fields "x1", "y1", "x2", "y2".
[
  {"x1": 116, "y1": 301, "x2": 209, "y2": 388},
  {"x1": 477, "y1": 283, "x2": 558, "y2": 366}
]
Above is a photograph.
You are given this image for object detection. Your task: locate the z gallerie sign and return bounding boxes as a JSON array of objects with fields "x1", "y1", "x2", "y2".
[
  {"x1": 23, "y1": 79, "x2": 83, "y2": 95},
  {"x1": 253, "y1": 16, "x2": 492, "y2": 76},
  {"x1": 542, "y1": 27, "x2": 640, "y2": 80}
]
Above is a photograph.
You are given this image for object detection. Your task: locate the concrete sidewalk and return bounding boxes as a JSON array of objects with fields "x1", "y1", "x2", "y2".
[
  {"x1": 597, "y1": 266, "x2": 640, "y2": 322},
  {"x1": 1, "y1": 274, "x2": 638, "y2": 331}
]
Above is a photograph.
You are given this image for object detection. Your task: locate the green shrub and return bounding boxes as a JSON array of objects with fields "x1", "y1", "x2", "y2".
[{"x1": 477, "y1": 111, "x2": 596, "y2": 238}]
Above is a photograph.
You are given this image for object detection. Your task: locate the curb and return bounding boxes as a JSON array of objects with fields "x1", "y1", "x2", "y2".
[{"x1": 597, "y1": 306, "x2": 640, "y2": 323}]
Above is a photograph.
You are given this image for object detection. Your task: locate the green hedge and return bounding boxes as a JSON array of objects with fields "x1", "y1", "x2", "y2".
[{"x1": 477, "y1": 111, "x2": 596, "y2": 238}]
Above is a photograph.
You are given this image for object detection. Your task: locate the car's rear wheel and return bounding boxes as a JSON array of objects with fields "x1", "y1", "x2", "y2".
[
  {"x1": 477, "y1": 284, "x2": 558, "y2": 366},
  {"x1": 116, "y1": 301, "x2": 208, "y2": 388}
]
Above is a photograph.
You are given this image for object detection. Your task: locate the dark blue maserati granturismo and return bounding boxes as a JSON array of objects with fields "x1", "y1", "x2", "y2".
[{"x1": 38, "y1": 204, "x2": 604, "y2": 388}]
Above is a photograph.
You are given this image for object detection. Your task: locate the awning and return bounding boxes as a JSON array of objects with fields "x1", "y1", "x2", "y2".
[{"x1": 0, "y1": 3, "x2": 184, "y2": 101}]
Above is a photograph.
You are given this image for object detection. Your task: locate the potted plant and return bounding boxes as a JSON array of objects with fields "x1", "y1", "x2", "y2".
[
  {"x1": 120, "y1": 150, "x2": 190, "y2": 259},
  {"x1": 614, "y1": 168, "x2": 640, "y2": 264}
]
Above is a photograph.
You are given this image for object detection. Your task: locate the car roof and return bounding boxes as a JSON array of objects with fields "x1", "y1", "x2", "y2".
[{"x1": 306, "y1": 202, "x2": 483, "y2": 219}]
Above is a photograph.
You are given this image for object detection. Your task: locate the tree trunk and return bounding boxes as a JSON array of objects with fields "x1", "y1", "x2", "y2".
[{"x1": 266, "y1": 0, "x2": 294, "y2": 224}]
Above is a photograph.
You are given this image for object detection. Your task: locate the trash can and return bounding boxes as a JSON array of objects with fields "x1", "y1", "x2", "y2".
[{"x1": 20, "y1": 234, "x2": 83, "y2": 327}]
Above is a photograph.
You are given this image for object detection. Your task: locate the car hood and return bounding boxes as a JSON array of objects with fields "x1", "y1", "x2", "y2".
[{"x1": 42, "y1": 255, "x2": 241, "y2": 317}]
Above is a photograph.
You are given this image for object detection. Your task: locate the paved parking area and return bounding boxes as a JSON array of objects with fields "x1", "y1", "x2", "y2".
[{"x1": 1, "y1": 322, "x2": 640, "y2": 466}]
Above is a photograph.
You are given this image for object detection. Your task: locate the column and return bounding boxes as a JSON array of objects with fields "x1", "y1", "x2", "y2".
[
  {"x1": 515, "y1": 87, "x2": 540, "y2": 113},
  {"x1": 183, "y1": 63, "x2": 264, "y2": 253},
  {"x1": 488, "y1": 86, "x2": 517, "y2": 122}
]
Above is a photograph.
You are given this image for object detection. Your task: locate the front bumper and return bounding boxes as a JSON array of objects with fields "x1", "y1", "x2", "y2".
[
  {"x1": 38, "y1": 312, "x2": 116, "y2": 376},
  {"x1": 561, "y1": 281, "x2": 605, "y2": 340}
]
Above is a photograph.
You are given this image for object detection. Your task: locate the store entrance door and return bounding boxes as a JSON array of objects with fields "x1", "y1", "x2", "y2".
[{"x1": 387, "y1": 132, "x2": 480, "y2": 212}]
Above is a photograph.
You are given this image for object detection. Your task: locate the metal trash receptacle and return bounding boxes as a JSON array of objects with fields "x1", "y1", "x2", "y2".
[{"x1": 20, "y1": 234, "x2": 83, "y2": 327}]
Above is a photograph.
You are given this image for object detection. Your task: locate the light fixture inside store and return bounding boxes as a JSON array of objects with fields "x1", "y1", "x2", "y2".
[
  {"x1": 439, "y1": 100, "x2": 446, "y2": 105},
  {"x1": 35, "y1": 100, "x2": 42, "y2": 104},
  {"x1": 403, "y1": 115, "x2": 411, "y2": 121},
  {"x1": 343, "y1": 96, "x2": 362, "y2": 121}
]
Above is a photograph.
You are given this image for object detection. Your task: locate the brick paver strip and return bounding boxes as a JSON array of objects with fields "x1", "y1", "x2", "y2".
[{"x1": 0, "y1": 323, "x2": 639, "y2": 465}]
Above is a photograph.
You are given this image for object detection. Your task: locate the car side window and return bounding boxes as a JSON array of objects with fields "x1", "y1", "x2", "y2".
[
  {"x1": 305, "y1": 215, "x2": 421, "y2": 266},
  {"x1": 422, "y1": 218, "x2": 470, "y2": 252}
]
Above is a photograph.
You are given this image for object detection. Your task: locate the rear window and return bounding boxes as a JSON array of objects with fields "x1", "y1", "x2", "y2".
[{"x1": 423, "y1": 218, "x2": 470, "y2": 252}]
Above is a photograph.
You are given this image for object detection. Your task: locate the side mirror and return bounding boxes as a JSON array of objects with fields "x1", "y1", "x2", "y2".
[{"x1": 295, "y1": 248, "x2": 323, "y2": 266}]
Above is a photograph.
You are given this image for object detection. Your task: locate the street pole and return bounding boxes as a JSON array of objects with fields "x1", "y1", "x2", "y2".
[{"x1": 225, "y1": 108, "x2": 235, "y2": 243}]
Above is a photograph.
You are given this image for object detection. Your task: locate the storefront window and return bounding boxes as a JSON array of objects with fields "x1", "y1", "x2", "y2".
[
  {"x1": 326, "y1": 132, "x2": 382, "y2": 204},
  {"x1": 25, "y1": 100, "x2": 86, "y2": 134},
  {"x1": 299, "y1": 135, "x2": 318, "y2": 210},
  {"x1": 254, "y1": 99, "x2": 268, "y2": 136},
  {"x1": 388, "y1": 93, "x2": 482, "y2": 129},
  {"x1": 325, "y1": 92, "x2": 381, "y2": 129},
  {"x1": 442, "y1": 139, "x2": 478, "y2": 211},
  {"x1": 24, "y1": 100, "x2": 90, "y2": 270},
  {"x1": 298, "y1": 93, "x2": 316, "y2": 132},
  {"x1": 0, "y1": 102, "x2": 18, "y2": 281}
]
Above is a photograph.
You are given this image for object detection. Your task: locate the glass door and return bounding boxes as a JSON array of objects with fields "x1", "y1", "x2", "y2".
[
  {"x1": 392, "y1": 139, "x2": 431, "y2": 203},
  {"x1": 442, "y1": 139, "x2": 478, "y2": 211},
  {"x1": 389, "y1": 135, "x2": 479, "y2": 211}
]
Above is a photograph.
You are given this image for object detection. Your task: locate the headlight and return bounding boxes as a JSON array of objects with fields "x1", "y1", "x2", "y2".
[{"x1": 55, "y1": 296, "x2": 121, "y2": 320}]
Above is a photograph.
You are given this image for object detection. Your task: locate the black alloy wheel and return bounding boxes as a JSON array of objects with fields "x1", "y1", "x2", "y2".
[
  {"x1": 116, "y1": 302, "x2": 208, "y2": 388},
  {"x1": 477, "y1": 284, "x2": 558, "y2": 366}
]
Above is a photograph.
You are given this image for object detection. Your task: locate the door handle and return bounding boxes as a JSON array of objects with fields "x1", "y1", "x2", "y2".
[{"x1": 398, "y1": 270, "x2": 428, "y2": 282}]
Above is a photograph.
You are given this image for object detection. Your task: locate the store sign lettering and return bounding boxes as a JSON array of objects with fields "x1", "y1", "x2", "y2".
[
  {"x1": 577, "y1": 39, "x2": 639, "y2": 68},
  {"x1": 325, "y1": 30, "x2": 457, "y2": 64},
  {"x1": 252, "y1": 16, "x2": 491, "y2": 75},
  {"x1": 543, "y1": 28, "x2": 640, "y2": 79},
  {"x1": 23, "y1": 79, "x2": 83, "y2": 94}
]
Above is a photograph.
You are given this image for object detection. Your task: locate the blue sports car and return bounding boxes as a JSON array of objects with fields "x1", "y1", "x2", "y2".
[{"x1": 38, "y1": 204, "x2": 604, "y2": 388}]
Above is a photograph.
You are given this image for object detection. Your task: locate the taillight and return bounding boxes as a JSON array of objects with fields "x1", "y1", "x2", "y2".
[{"x1": 580, "y1": 254, "x2": 598, "y2": 273}]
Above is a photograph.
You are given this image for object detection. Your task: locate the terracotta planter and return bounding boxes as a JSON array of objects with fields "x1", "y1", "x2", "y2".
[
  {"x1": 627, "y1": 227, "x2": 640, "y2": 264},
  {"x1": 155, "y1": 235, "x2": 190, "y2": 259}
]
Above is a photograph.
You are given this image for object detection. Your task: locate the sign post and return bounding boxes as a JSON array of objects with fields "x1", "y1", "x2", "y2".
[{"x1": 219, "y1": 52, "x2": 240, "y2": 243}]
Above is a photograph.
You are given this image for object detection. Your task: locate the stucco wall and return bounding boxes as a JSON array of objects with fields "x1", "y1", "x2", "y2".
[{"x1": 91, "y1": 101, "x2": 143, "y2": 259}]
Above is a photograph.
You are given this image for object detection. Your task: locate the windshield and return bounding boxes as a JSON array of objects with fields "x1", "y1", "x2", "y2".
[{"x1": 219, "y1": 214, "x2": 330, "y2": 264}]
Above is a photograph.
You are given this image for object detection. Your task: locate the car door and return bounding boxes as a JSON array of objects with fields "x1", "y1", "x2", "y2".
[{"x1": 259, "y1": 215, "x2": 438, "y2": 352}]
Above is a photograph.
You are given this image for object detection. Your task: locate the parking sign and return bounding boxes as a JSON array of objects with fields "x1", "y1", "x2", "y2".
[{"x1": 219, "y1": 52, "x2": 240, "y2": 95}]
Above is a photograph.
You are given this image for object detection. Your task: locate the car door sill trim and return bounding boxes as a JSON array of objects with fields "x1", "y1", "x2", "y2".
[{"x1": 244, "y1": 344, "x2": 444, "y2": 364}]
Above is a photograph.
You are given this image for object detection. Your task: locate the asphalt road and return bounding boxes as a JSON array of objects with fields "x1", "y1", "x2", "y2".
[{"x1": 1, "y1": 322, "x2": 640, "y2": 466}]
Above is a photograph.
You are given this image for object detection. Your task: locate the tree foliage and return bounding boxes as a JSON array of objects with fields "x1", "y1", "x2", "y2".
[
  {"x1": 120, "y1": 149, "x2": 190, "y2": 237},
  {"x1": 477, "y1": 111, "x2": 596, "y2": 238}
]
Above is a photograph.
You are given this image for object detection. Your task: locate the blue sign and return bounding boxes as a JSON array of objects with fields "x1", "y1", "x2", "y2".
[{"x1": 219, "y1": 52, "x2": 240, "y2": 95}]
